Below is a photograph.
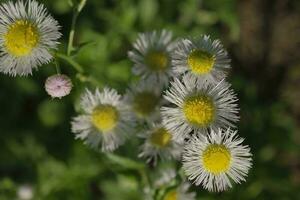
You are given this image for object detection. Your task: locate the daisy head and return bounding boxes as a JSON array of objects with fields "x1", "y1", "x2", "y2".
[
  {"x1": 71, "y1": 88, "x2": 135, "y2": 152},
  {"x1": 138, "y1": 124, "x2": 182, "y2": 165},
  {"x1": 182, "y1": 128, "x2": 252, "y2": 192},
  {"x1": 162, "y1": 182, "x2": 196, "y2": 200},
  {"x1": 152, "y1": 168, "x2": 196, "y2": 200},
  {"x1": 154, "y1": 168, "x2": 177, "y2": 188},
  {"x1": 0, "y1": 0, "x2": 61, "y2": 76},
  {"x1": 45, "y1": 74, "x2": 72, "y2": 98},
  {"x1": 161, "y1": 75, "x2": 239, "y2": 141},
  {"x1": 128, "y1": 30, "x2": 175, "y2": 86},
  {"x1": 172, "y1": 35, "x2": 230, "y2": 84},
  {"x1": 124, "y1": 78, "x2": 164, "y2": 122}
]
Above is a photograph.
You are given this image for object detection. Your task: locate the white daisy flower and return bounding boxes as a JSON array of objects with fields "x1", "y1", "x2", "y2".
[
  {"x1": 124, "y1": 78, "x2": 164, "y2": 122},
  {"x1": 138, "y1": 124, "x2": 182, "y2": 165},
  {"x1": 182, "y1": 128, "x2": 252, "y2": 192},
  {"x1": 128, "y1": 30, "x2": 175, "y2": 86},
  {"x1": 71, "y1": 88, "x2": 135, "y2": 152},
  {"x1": 172, "y1": 35, "x2": 230, "y2": 84},
  {"x1": 162, "y1": 182, "x2": 196, "y2": 200},
  {"x1": 0, "y1": 0, "x2": 61, "y2": 76},
  {"x1": 161, "y1": 75, "x2": 239, "y2": 141}
]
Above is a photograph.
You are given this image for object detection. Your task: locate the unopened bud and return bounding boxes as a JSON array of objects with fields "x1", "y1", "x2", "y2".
[{"x1": 45, "y1": 74, "x2": 73, "y2": 98}]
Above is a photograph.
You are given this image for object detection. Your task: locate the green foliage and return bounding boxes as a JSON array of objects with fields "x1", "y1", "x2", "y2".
[{"x1": 0, "y1": 0, "x2": 299, "y2": 199}]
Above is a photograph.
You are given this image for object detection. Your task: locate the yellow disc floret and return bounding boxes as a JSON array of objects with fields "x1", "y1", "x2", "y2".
[
  {"x1": 202, "y1": 144, "x2": 231, "y2": 174},
  {"x1": 133, "y1": 91, "x2": 159, "y2": 117},
  {"x1": 4, "y1": 20, "x2": 39, "y2": 57},
  {"x1": 150, "y1": 128, "x2": 172, "y2": 148},
  {"x1": 163, "y1": 190, "x2": 177, "y2": 200},
  {"x1": 91, "y1": 105, "x2": 119, "y2": 132},
  {"x1": 187, "y1": 49, "x2": 215, "y2": 74},
  {"x1": 183, "y1": 94, "x2": 215, "y2": 127},
  {"x1": 145, "y1": 50, "x2": 169, "y2": 71}
]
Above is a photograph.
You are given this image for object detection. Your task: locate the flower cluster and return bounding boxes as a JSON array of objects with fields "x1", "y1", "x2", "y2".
[
  {"x1": 71, "y1": 30, "x2": 252, "y2": 194},
  {"x1": 0, "y1": 0, "x2": 252, "y2": 197}
]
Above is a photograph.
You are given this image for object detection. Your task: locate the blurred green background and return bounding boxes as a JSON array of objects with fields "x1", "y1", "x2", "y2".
[{"x1": 0, "y1": 0, "x2": 300, "y2": 199}]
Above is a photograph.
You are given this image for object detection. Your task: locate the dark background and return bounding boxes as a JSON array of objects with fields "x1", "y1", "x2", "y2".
[{"x1": 0, "y1": 0, "x2": 300, "y2": 199}]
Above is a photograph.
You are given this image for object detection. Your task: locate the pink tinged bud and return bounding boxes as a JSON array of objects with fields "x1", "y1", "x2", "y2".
[{"x1": 45, "y1": 74, "x2": 73, "y2": 98}]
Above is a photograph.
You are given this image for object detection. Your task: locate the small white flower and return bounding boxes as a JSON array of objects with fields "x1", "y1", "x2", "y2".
[
  {"x1": 172, "y1": 35, "x2": 230, "y2": 84},
  {"x1": 128, "y1": 30, "x2": 175, "y2": 86},
  {"x1": 0, "y1": 0, "x2": 61, "y2": 76},
  {"x1": 162, "y1": 182, "x2": 196, "y2": 200},
  {"x1": 71, "y1": 88, "x2": 135, "y2": 152},
  {"x1": 124, "y1": 78, "x2": 164, "y2": 122},
  {"x1": 148, "y1": 168, "x2": 196, "y2": 200},
  {"x1": 154, "y1": 168, "x2": 177, "y2": 188},
  {"x1": 182, "y1": 128, "x2": 252, "y2": 192},
  {"x1": 45, "y1": 74, "x2": 72, "y2": 98},
  {"x1": 138, "y1": 124, "x2": 182, "y2": 165},
  {"x1": 161, "y1": 75, "x2": 239, "y2": 141},
  {"x1": 17, "y1": 184, "x2": 33, "y2": 200}
]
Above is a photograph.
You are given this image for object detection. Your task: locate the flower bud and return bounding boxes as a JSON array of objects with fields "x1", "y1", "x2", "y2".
[{"x1": 45, "y1": 74, "x2": 73, "y2": 98}]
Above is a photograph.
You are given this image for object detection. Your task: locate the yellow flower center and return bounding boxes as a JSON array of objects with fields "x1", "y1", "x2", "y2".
[
  {"x1": 145, "y1": 51, "x2": 169, "y2": 71},
  {"x1": 163, "y1": 190, "x2": 177, "y2": 200},
  {"x1": 133, "y1": 91, "x2": 159, "y2": 117},
  {"x1": 4, "y1": 20, "x2": 39, "y2": 57},
  {"x1": 202, "y1": 144, "x2": 231, "y2": 174},
  {"x1": 183, "y1": 94, "x2": 215, "y2": 127},
  {"x1": 150, "y1": 128, "x2": 172, "y2": 148},
  {"x1": 91, "y1": 105, "x2": 119, "y2": 132},
  {"x1": 187, "y1": 49, "x2": 215, "y2": 74}
]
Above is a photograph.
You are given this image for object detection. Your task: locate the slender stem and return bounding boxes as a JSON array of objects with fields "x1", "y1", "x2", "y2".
[
  {"x1": 105, "y1": 153, "x2": 145, "y2": 170},
  {"x1": 56, "y1": 53, "x2": 84, "y2": 73},
  {"x1": 67, "y1": 11, "x2": 79, "y2": 56},
  {"x1": 139, "y1": 169, "x2": 151, "y2": 187},
  {"x1": 54, "y1": 57, "x2": 61, "y2": 74},
  {"x1": 87, "y1": 76, "x2": 103, "y2": 87}
]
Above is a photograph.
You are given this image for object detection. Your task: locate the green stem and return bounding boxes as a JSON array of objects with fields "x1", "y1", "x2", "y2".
[
  {"x1": 56, "y1": 53, "x2": 84, "y2": 73},
  {"x1": 54, "y1": 57, "x2": 61, "y2": 74},
  {"x1": 67, "y1": 11, "x2": 79, "y2": 56},
  {"x1": 139, "y1": 169, "x2": 151, "y2": 187},
  {"x1": 105, "y1": 153, "x2": 145, "y2": 170},
  {"x1": 87, "y1": 76, "x2": 103, "y2": 87}
]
